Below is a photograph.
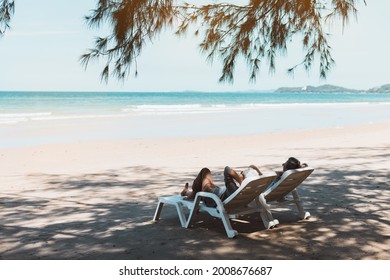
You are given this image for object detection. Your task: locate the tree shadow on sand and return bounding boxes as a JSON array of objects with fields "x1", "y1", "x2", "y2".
[{"x1": 0, "y1": 147, "x2": 389, "y2": 259}]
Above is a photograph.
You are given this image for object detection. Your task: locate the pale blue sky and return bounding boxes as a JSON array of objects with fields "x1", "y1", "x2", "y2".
[{"x1": 0, "y1": 0, "x2": 389, "y2": 92}]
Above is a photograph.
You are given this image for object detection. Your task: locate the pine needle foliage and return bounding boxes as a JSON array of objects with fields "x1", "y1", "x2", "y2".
[
  {"x1": 81, "y1": 0, "x2": 365, "y2": 83},
  {"x1": 0, "y1": 0, "x2": 14, "y2": 37},
  {"x1": 0, "y1": 0, "x2": 365, "y2": 83}
]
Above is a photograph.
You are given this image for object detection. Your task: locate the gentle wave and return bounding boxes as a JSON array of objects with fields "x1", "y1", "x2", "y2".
[
  {"x1": 121, "y1": 102, "x2": 390, "y2": 115},
  {"x1": 121, "y1": 104, "x2": 261, "y2": 115},
  {"x1": 30, "y1": 114, "x2": 130, "y2": 121},
  {"x1": 0, "y1": 112, "x2": 130, "y2": 124},
  {"x1": 0, "y1": 112, "x2": 52, "y2": 117},
  {"x1": 0, "y1": 112, "x2": 52, "y2": 124},
  {"x1": 1, "y1": 102, "x2": 390, "y2": 124},
  {"x1": 122, "y1": 104, "x2": 245, "y2": 114}
]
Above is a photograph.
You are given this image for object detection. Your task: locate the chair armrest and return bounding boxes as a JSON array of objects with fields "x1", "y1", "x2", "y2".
[{"x1": 194, "y1": 191, "x2": 225, "y2": 210}]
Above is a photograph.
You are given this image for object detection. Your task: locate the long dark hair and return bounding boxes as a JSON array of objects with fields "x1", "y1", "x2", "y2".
[{"x1": 284, "y1": 157, "x2": 301, "y2": 170}]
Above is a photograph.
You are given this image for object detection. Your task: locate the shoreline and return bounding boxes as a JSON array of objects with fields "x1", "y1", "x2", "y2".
[{"x1": 2, "y1": 100, "x2": 390, "y2": 149}]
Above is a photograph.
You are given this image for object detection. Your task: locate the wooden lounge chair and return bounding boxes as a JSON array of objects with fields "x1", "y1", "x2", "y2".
[
  {"x1": 153, "y1": 174, "x2": 277, "y2": 238},
  {"x1": 255, "y1": 167, "x2": 314, "y2": 229}
]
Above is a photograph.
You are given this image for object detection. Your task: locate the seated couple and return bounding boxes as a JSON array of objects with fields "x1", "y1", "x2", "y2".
[{"x1": 181, "y1": 157, "x2": 307, "y2": 205}]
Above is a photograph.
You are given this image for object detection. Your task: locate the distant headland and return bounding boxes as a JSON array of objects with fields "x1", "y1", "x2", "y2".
[{"x1": 275, "y1": 84, "x2": 390, "y2": 93}]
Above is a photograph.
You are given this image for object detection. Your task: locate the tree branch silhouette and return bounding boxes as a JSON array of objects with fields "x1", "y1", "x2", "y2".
[
  {"x1": 0, "y1": 0, "x2": 366, "y2": 83},
  {"x1": 0, "y1": 0, "x2": 14, "y2": 37},
  {"x1": 81, "y1": 0, "x2": 365, "y2": 83}
]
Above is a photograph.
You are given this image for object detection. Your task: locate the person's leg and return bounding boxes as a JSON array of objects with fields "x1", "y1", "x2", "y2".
[
  {"x1": 224, "y1": 166, "x2": 241, "y2": 197},
  {"x1": 201, "y1": 171, "x2": 215, "y2": 192}
]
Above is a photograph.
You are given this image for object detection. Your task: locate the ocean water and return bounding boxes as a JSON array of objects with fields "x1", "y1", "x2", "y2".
[
  {"x1": 1, "y1": 91, "x2": 390, "y2": 122},
  {"x1": 1, "y1": 91, "x2": 390, "y2": 147}
]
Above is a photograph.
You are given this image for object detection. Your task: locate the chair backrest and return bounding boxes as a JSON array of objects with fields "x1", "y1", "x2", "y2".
[
  {"x1": 263, "y1": 167, "x2": 314, "y2": 202},
  {"x1": 223, "y1": 174, "x2": 277, "y2": 212}
]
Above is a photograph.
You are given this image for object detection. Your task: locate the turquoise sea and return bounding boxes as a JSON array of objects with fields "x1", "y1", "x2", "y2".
[
  {"x1": 1, "y1": 91, "x2": 390, "y2": 122},
  {"x1": 1, "y1": 91, "x2": 390, "y2": 147}
]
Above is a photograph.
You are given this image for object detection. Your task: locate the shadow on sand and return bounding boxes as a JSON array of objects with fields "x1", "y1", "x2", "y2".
[{"x1": 0, "y1": 147, "x2": 389, "y2": 259}]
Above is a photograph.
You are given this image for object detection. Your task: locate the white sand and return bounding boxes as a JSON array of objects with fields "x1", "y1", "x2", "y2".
[{"x1": 0, "y1": 122, "x2": 389, "y2": 259}]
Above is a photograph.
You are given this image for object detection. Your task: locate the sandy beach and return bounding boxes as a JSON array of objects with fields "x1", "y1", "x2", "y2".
[
  {"x1": 1, "y1": 0, "x2": 390, "y2": 266},
  {"x1": 0, "y1": 121, "x2": 389, "y2": 260}
]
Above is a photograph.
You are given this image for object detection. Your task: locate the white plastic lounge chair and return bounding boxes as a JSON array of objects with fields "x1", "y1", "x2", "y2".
[
  {"x1": 153, "y1": 174, "x2": 277, "y2": 238},
  {"x1": 255, "y1": 167, "x2": 314, "y2": 229}
]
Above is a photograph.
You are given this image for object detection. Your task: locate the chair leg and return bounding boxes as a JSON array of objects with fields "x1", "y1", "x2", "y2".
[
  {"x1": 292, "y1": 190, "x2": 310, "y2": 219},
  {"x1": 175, "y1": 202, "x2": 188, "y2": 227},
  {"x1": 219, "y1": 209, "x2": 238, "y2": 238},
  {"x1": 184, "y1": 196, "x2": 202, "y2": 229},
  {"x1": 153, "y1": 197, "x2": 189, "y2": 227},
  {"x1": 186, "y1": 195, "x2": 238, "y2": 238},
  {"x1": 185, "y1": 196, "x2": 238, "y2": 238},
  {"x1": 153, "y1": 201, "x2": 164, "y2": 221}
]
